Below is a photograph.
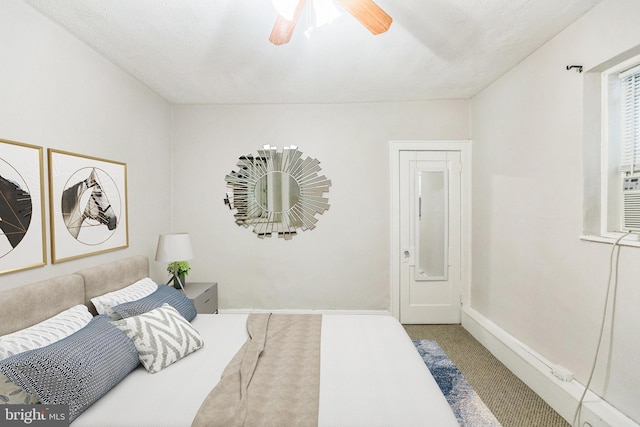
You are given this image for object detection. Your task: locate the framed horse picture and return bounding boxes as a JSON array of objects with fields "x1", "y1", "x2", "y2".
[
  {"x1": 0, "y1": 138, "x2": 46, "y2": 274},
  {"x1": 48, "y1": 149, "x2": 128, "y2": 263}
]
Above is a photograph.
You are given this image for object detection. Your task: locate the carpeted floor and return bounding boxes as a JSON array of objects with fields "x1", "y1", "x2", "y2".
[{"x1": 403, "y1": 324, "x2": 570, "y2": 427}]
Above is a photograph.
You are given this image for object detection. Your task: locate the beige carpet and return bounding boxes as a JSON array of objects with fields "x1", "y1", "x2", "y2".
[{"x1": 403, "y1": 324, "x2": 569, "y2": 427}]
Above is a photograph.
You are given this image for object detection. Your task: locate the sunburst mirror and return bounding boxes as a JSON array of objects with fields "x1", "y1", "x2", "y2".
[{"x1": 224, "y1": 145, "x2": 331, "y2": 239}]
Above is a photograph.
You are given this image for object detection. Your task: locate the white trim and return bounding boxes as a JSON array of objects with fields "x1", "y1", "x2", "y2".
[
  {"x1": 462, "y1": 308, "x2": 640, "y2": 427},
  {"x1": 580, "y1": 233, "x2": 640, "y2": 247},
  {"x1": 596, "y1": 54, "x2": 640, "y2": 235},
  {"x1": 389, "y1": 140, "x2": 472, "y2": 320},
  {"x1": 600, "y1": 69, "x2": 614, "y2": 234},
  {"x1": 218, "y1": 308, "x2": 392, "y2": 316}
]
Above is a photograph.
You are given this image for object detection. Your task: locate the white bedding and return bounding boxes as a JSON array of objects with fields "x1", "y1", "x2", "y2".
[{"x1": 74, "y1": 314, "x2": 458, "y2": 427}]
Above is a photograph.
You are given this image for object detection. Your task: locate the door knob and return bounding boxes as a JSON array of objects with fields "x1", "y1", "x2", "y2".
[{"x1": 402, "y1": 247, "x2": 414, "y2": 264}]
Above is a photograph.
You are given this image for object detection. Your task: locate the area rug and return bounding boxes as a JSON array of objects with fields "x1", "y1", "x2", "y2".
[{"x1": 413, "y1": 339, "x2": 502, "y2": 427}]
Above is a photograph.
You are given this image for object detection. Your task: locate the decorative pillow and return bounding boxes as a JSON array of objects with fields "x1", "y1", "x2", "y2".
[
  {"x1": 112, "y1": 304, "x2": 204, "y2": 374},
  {"x1": 90, "y1": 277, "x2": 158, "y2": 315},
  {"x1": 0, "y1": 304, "x2": 92, "y2": 360},
  {"x1": 0, "y1": 373, "x2": 38, "y2": 404},
  {"x1": 0, "y1": 315, "x2": 139, "y2": 422},
  {"x1": 110, "y1": 285, "x2": 197, "y2": 321}
]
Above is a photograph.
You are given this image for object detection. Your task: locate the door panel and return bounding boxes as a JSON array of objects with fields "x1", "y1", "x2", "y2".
[{"x1": 400, "y1": 151, "x2": 461, "y2": 324}]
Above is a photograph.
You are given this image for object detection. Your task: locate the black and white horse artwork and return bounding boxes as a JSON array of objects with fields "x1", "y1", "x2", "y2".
[
  {"x1": 61, "y1": 168, "x2": 117, "y2": 240},
  {"x1": 0, "y1": 174, "x2": 32, "y2": 252}
]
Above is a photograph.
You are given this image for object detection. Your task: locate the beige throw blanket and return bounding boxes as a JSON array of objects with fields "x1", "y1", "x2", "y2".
[{"x1": 192, "y1": 313, "x2": 322, "y2": 427}]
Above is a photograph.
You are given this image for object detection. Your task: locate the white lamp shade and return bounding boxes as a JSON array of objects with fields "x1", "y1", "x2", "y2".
[{"x1": 155, "y1": 233, "x2": 194, "y2": 262}]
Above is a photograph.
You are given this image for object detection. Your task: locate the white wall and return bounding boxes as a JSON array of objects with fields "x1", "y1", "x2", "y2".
[
  {"x1": 471, "y1": 0, "x2": 640, "y2": 422},
  {"x1": 171, "y1": 101, "x2": 469, "y2": 310},
  {"x1": 0, "y1": 0, "x2": 172, "y2": 289}
]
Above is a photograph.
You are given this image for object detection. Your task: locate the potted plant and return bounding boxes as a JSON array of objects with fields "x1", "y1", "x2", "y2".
[{"x1": 167, "y1": 261, "x2": 190, "y2": 289}]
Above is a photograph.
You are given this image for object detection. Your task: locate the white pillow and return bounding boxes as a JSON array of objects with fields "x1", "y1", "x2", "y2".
[
  {"x1": 111, "y1": 304, "x2": 204, "y2": 374},
  {"x1": 0, "y1": 304, "x2": 92, "y2": 360},
  {"x1": 91, "y1": 277, "x2": 158, "y2": 315}
]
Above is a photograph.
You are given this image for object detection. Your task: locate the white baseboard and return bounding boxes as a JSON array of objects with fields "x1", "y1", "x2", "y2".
[
  {"x1": 462, "y1": 307, "x2": 639, "y2": 427},
  {"x1": 218, "y1": 308, "x2": 392, "y2": 316}
]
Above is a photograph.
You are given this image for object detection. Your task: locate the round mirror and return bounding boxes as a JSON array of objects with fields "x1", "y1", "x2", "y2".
[
  {"x1": 225, "y1": 145, "x2": 331, "y2": 239},
  {"x1": 254, "y1": 172, "x2": 300, "y2": 213}
]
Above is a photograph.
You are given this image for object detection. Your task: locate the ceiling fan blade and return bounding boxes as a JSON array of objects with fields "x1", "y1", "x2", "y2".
[
  {"x1": 269, "y1": 0, "x2": 308, "y2": 45},
  {"x1": 336, "y1": 0, "x2": 392, "y2": 35}
]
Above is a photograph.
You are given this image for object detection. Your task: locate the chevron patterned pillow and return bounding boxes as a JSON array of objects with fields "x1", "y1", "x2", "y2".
[{"x1": 111, "y1": 304, "x2": 204, "y2": 374}]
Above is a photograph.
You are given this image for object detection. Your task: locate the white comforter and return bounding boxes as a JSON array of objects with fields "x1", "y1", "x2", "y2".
[{"x1": 74, "y1": 314, "x2": 458, "y2": 427}]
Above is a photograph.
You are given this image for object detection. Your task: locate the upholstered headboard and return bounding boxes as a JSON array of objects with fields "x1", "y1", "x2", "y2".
[
  {"x1": 0, "y1": 255, "x2": 150, "y2": 334},
  {"x1": 75, "y1": 255, "x2": 149, "y2": 314},
  {"x1": 0, "y1": 274, "x2": 85, "y2": 336}
]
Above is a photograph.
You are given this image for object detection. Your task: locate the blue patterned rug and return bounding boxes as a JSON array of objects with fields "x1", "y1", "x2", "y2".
[{"x1": 413, "y1": 340, "x2": 502, "y2": 427}]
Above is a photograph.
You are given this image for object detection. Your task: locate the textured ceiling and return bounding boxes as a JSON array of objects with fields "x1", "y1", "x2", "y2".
[{"x1": 23, "y1": 0, "x2": 601, "y2": 104}]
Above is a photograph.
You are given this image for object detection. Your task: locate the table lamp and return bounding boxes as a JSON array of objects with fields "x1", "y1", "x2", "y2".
[{"x1": 155, "y1": 232, "x2": 193, "y2": 291}]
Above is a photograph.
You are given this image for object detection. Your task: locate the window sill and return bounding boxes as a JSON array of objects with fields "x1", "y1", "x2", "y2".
[{"x1": 580, "y1": 233, "x2": 640, "y2": 248}]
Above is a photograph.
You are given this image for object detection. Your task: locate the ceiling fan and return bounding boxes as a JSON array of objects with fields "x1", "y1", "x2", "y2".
[{"x1": 269, "y1": 0, "x2": 393, "y2": 45}]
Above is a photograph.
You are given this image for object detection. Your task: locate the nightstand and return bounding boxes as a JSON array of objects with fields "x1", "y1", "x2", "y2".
[{"x1": 184, "y1": 282, "x2": 218, "y2": 314}]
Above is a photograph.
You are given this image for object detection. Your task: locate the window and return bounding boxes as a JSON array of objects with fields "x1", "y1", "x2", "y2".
[
  {"x1": 582, "y1": 49, "x2": 640, "y2": 244},
  {"x1": 620, "y1": 65, "x2": 640, "y2": 174}
]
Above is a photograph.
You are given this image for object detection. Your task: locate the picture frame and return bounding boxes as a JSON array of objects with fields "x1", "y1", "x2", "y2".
[
  {"x1": 0, "y1": 138, "x2": 46, "y2": 275},
  {"x1": 48, "y1": 149, "x2": 128, "y2": 263}
]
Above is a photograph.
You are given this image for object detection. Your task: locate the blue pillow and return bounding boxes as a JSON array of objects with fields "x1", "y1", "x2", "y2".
[
  {"x1": 110, "y1": 285, "x2": 197, "y2": 322},
  {"x1": 0, "y1": 315, "x2": 139, "y2": 422}
]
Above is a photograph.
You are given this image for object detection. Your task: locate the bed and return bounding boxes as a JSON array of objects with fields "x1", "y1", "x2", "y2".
[{"x1": 0, "y1": 255, "x2": 458, "y2": 427}]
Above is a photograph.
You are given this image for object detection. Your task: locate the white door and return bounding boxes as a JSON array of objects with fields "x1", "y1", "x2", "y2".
[{"x1": 399, "y1": 150, "x2": 462, "y2": 324}]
